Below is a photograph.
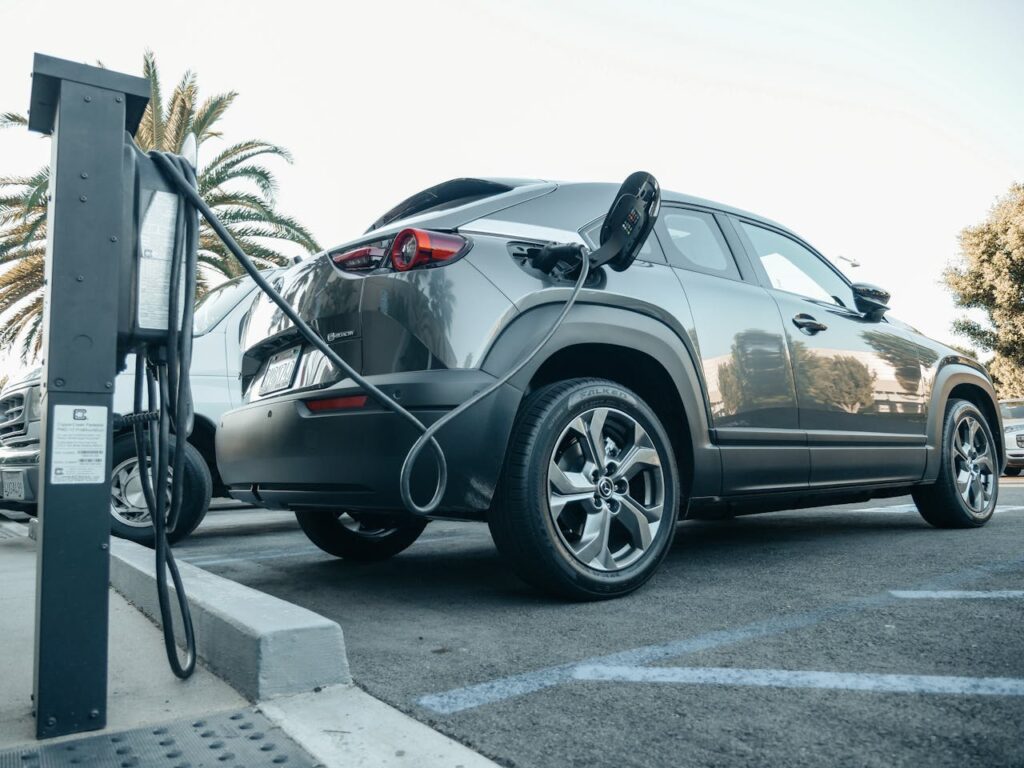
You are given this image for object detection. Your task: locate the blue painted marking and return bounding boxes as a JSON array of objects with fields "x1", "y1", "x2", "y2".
[
  {"x1": 416, "y1": 556, "x2": 1024, "y2": 714},
  {"x1": 573, "y1": 665, "x2": 1024, "y2": 696}
]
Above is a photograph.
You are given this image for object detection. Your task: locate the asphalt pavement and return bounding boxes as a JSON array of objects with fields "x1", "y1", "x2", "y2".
[{"x1": 177, "y1": 480, "x2": 1024, "y2": 768}]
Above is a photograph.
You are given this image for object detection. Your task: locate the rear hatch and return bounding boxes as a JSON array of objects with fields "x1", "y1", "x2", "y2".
[{"x1": 239, "y1": 178, "x2": 555, "y2": 399}]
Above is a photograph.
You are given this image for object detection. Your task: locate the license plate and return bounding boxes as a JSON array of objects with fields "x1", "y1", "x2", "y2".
[
  {"x1": 2, "y1": 470, "x2": 25, "y2": 501},
  {"x1": 259, "y1": 346, "x2": 301, "y2": 395}
]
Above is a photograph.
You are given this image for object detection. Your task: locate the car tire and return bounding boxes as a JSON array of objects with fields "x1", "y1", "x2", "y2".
[
  {"x1": 295, "y1": 510, "x2": 428, "y2": 561},
  {"x1": 109, "y1": 433, "x2": 213, "y2": 545},
  {"x1": 912, "y1": 399, "x2": 998, "y2": 529},
  {"x1": 489, "y1": 378, "x2": 680, "y2": 600},
  {"x1": 1004, "y1": 467, "x2": 1021, "y2": 477}
]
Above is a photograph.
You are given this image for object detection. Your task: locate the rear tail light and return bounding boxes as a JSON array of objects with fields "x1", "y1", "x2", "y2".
[
  {"x1": 306, "y1": 394, "x2": 368, "y2": 413},
  {"x1": 389, "y1": 229, "x2": 469, "y2": 272},
  {"x1": 332, "y1": 244, "x2": 386, "y2": 272}
]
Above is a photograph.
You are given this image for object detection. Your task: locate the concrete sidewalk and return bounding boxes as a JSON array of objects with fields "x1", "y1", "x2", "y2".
[
  {"x1": 0, "y1": 523, "x2": 246, "y2": 750},
  {"x1": 0, "y1": 517, "x2": 498, "y2": 766}
]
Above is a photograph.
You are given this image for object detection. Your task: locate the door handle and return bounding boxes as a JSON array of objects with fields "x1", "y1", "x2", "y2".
[{"x1": 792, "y1": 313, "x2": 828, "y2": 334}]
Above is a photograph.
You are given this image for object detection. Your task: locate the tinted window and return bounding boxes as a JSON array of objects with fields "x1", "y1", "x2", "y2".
[
  {"x1": 193, "y1": 276, "x2": 255, "y2": 335},
  {"x1": 657, "y1": 210, "x2": 739, "y2": 278},
  {"x1": 741, "y1": 222, "x2": 852, "y2": 308}
]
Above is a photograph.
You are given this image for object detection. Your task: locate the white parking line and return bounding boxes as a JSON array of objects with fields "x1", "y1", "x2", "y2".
[
  {"x1": 416, "y1": 555, "x2": 1024, "y2": 714},
  {"x1": 572, "y1": 665, "x2": 1024, "y2": 697},
  {"x1": 890, "y1": 590, "x2": 1024, "y2": 599},
  {"x1": 847, "y1": 504, "x2": 1024, "y2": 515}
]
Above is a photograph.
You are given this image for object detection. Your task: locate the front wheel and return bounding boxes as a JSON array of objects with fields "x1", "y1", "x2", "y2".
[
  {"x1": 912, "y1": 399, "x2": 998, "y2": 528},
  {"x1": 489, "y1": 378, "x2": 680, "y2": 600},
  {"x1": 109, "y1": 433, "x2": 212, "y2": 545},
  {"x1": 1004, "y1": 467, "x2": 1021, "y2": 477},
  {"x1": 295, "y1": 510, "x2": 428, "y2": 561}
]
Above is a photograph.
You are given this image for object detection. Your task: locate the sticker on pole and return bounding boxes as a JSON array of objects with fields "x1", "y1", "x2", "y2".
[{"x1": 50, "y1": 405, "x2": 108, "y2": 484}]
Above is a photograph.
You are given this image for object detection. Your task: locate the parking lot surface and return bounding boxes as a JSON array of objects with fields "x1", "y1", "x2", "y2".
[{"x1": 178, "y1": 482, "x2": 1024, "y2": 767}]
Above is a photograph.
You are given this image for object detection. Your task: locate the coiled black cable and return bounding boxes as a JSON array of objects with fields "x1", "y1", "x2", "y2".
[{"x1": 130, "y1": 151, "x2": 200, "y2": 679}]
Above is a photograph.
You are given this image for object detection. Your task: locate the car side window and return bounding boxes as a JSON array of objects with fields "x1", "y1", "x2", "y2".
[
  {"x1": 656, "y1": 209, "x2": 740, "y2": 279},
  {"x1": 740, "y1": 222, "x2": 853, "y2": 308},
  {"x1": 581, "y1": 218, "x2": 664, "y2": 263}
]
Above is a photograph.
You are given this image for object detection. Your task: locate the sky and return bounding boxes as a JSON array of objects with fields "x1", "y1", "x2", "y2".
[{"x1": 1, "y1": 0, "x2": 1022, "y2": 380}]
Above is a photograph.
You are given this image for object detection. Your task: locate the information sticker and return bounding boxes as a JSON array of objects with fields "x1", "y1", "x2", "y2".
[
  {"x1": 137, "y1": 190, "x2": 186, "y2": 331},
  {"x1": 50, "y1": 405, "x2": 108, "y2": 485}
]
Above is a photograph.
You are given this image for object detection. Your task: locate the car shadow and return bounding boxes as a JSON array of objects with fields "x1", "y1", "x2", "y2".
[{"x1": 234, "y1": 509, "x2": 956, "y2": 611}]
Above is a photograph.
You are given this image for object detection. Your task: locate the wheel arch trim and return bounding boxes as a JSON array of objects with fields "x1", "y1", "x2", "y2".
[
  {"x1": 480, "y1": 302, "x2": 721, "y2": 498},
  {"x1": 924, "y1": 361, "x2": 1004, "y2": 481}
]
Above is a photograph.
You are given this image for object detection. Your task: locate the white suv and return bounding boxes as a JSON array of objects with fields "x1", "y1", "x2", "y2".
[
  {"x1": 1000, "y1": 399, "x2": 1024, "y2": 477},
  {"x1": 0, "y1": 273, "x2": 273, "y2": 543}
]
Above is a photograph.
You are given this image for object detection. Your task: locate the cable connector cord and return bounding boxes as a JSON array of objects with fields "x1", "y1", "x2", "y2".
[{"x1": 150, "y1": 153, "x2": 592, "y2": 517}]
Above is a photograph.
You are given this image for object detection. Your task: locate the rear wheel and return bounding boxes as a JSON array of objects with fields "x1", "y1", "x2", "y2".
[
  {"x1": 912, "y1": 399, "x2": 998, "y2": 528},
  {"x1": 1004, "y1": 467, "x2": 1021, "y2": 477},
  {"x1": 489, "y1": 378, "x2": 680, "y2": 600},
  {"x1": 295, "y1": 509, "x2": 428, "y2": 561}
]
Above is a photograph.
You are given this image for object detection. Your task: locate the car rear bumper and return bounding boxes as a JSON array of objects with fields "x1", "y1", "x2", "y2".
[
  {"x1": 215, "y1": 370, "x2": 522, "y2": 518},
  {"x1": 0, "y1": 444, "x2": 40, "y2": 507}
]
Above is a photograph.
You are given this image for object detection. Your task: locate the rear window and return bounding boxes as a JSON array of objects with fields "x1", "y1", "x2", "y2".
[
  {"x1": 193, "y1": 276, "x2": 255, "y2": 335},
  {"x1": 367, "y1": 178, "x2": 515, "y2": 232}
]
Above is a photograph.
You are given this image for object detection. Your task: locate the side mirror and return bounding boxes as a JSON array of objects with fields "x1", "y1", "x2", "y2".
[
  {"x1": 597, "y1": 171, "x2": 661, "y2": 272},
  {"x1": 852, "y1": 282, "x2": 890, "y2": 320}
]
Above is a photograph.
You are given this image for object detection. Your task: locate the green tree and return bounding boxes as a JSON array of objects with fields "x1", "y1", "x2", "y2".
[
  {"x1": 0, "y1": 51, "x2": 320, "y2": 360},
  {"x1": 945, "y1": 183, "x2": 1024, "y2": 397}
]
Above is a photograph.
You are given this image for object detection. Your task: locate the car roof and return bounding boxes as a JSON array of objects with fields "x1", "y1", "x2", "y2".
[
  {"x1": 339, "y1": 177, "x2": 799, "y2": 255},
  {"x1": 552, "y1": 181, "x2": 790, "y2": 231}
]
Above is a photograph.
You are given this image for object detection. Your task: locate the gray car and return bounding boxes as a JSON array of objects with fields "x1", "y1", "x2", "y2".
[{"x1": 216, "y1": 178, "x2": 1004, "y2": 598}]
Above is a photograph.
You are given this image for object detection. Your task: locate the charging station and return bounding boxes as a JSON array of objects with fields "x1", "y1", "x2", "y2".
[
  {"x1": 28, "y1": 54, "x2": 151, "y2": 739},
  {"x1": 21, "y1": 50, "x2": 660, "y2": 745}
]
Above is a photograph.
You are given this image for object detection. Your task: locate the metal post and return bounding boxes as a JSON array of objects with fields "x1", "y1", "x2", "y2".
[{"x1": 28, "y1": 54, "x2": 149, "y2": 740}]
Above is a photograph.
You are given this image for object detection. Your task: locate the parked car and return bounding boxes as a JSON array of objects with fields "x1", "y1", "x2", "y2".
[
  {"x1": 999, "y1": 399, "x2": 1024, "y2": 476},
  {"x1": 0, "y1": 272, "x2": 275, "y2": 543},
  {"x1": 215, "y1": 178, "x2": 1004, "y2": 598}
]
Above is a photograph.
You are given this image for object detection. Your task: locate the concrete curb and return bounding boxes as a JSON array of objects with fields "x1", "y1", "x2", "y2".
[{"x1": 109, "y1": 539, "x2": 350, "y2": 701}]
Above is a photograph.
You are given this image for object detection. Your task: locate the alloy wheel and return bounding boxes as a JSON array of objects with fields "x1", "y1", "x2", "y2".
[
  {"x1": 547, "y1": 407, "x2": 665, "y2": 571},
  {"x1": 110, "y1": 456, "x2": 172, "y2": 528},
  {"x1": 951, "y1": 414, "x2": 996, "y2": 516}
]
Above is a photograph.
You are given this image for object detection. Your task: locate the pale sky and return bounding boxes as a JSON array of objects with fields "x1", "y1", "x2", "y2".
[{"x1": 1, "y1": 0, "x2": 1022, "y2": 380}]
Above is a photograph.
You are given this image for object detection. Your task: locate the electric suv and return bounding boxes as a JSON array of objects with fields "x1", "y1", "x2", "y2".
[{"x1": 216, "y1": 178, "x2": 1004, "y2": 598}]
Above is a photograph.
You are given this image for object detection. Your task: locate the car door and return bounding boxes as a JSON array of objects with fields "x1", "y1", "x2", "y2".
[
  {"x1": 654, "y1": 206, "x2": 807, "y2": 494},
  {"x1": 733, "y1": 218, "x2": 931, "y2": 487}
]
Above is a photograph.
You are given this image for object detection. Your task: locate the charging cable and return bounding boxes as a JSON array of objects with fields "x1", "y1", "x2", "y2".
[
  {"x1": 149, "y1": 152, "x2": 601, "y2": 517},
  {"x1": 130, "y1": 151, "x2": 200, "y2": 679}
]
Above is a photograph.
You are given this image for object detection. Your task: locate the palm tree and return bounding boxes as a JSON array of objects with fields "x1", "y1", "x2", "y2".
[{"x1": 0, "y1": 51, "x2": 320, "y2": 360}]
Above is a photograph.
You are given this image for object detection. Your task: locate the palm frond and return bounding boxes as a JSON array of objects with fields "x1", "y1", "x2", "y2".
[
  {"x1": 203, "y1": 140, "x2": 293, "y2": 174},
  {"x1": 200, "y1": 162, "x2": 279, "y2": 200},
  {"x1": 191, "y1": 92, "x2": 237, "y2": 144},
  {"x1": 0, "y1": 51, "x2": 321, "y2": 363},
  {"x1": 136, "y1": 50, "x2": 164, "y2": 151},
  {"x1": 163, "y1": 70, "x2": 198, "y2": 152},
  {"x1": 0, "y1": 112, "x2": 28, "y2": 130}
]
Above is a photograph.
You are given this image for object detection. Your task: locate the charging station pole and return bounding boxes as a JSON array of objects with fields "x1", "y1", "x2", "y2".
[{"x1": 28, "y1": 54, "x2": 150, "y2": 740}]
